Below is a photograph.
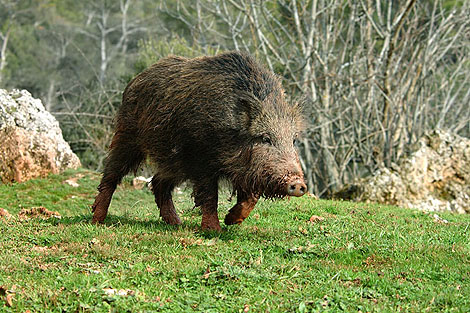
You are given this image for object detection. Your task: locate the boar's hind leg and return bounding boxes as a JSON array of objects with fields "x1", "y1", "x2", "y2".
[
  {"x1": 151, "y1": 176, "x2": 181, "y2": 225},
  {"x1": 224, "y1": 190, "x2": 259, "y2": 225},
  {"x1": 92, "y1": 132, "x2": 144, "y2": 224},
  {"x1": 193, "y1": 180, "x2": 221, "y2": 232}
]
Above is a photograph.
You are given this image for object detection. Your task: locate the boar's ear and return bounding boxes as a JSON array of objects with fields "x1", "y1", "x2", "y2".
[
  {"x1": 237, "y1": 94, "x2": 262, "y2": 129},
  {"x1": 237, "y1": 97, "x2": 252, "y2": 128},
  {"x1": 292, "y1": 95, "x2": 310, "y2": 129},
  {"x1": 297, "y1": 95, "x2": 311, "y2": 117},
  {"x1": 238, "y1": 97, "x2": 251, "y2": 115},
  {"x1": 238, "y1": 92, "x2": 261, "y2": 120}
]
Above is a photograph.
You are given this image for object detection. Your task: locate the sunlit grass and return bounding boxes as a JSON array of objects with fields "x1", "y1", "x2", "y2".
[{"x1": 1, "y1": 169, "x2": 469, "y2": 312}]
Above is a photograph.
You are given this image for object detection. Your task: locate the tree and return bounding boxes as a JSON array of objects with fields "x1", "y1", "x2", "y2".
[{"x1": 74, "y1": 0, "x2": 148, "y2": 84}]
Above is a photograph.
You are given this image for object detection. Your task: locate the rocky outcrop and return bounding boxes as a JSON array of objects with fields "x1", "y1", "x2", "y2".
[
  {"x1": 0, "y1": 89, "x2": 81, "y2": 183},
  {"x1": 336, "y1": 130, "x2": 470, "y2": 213}
]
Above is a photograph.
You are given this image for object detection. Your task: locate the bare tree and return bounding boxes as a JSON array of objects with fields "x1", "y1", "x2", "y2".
[
  {"x1": 0, "y1": 0, "x2": 21, "y2": 86},
  {"x1": 77, "y1": 0, "x2": 147, "y2": 84},
  {"x1": 165, "y1": 0, "x2": 470, "y2": 196},
  {"x1": 0, "y1": 28, "x2": 9, "y2": 86}
]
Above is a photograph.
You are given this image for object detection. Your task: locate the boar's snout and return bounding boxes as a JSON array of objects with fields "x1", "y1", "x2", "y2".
[{"x1": 287, "y1": 178, "x2": 307, "y2": 197}]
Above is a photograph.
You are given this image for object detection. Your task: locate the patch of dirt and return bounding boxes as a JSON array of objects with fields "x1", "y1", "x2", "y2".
[
  {"x1": 179, "y1": 237, "x2": 218, "y2": 248},
  {"x1": 18, "y1": 207, "x2": 61, "y2": 219},
  {"x1": 363, "y1": 254, "x2": 390, "y2": 268},
  {"x1": 341, "y1": 278, "x2": 362, "y2": 288},
  {"x1": 32, "y1": 246, "x2": 59, "y2": 254}
]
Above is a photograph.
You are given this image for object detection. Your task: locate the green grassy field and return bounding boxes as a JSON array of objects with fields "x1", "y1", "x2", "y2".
[{"x1": 0, "y1": 169, "x2": 469, "y2": 312}]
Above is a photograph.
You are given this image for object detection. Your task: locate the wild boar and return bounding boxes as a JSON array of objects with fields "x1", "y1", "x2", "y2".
[{"x1": 92, "y1": 51, "x2": 306, "y2": 231}]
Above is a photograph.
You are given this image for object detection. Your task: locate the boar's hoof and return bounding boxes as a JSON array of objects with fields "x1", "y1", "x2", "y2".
[
  {"x1": 201, "y1": 217, "x2": 222, "y2": 232},
  {"x1": 287, "y1": 179, "x2": 307, "y2": 197},
  {"x1": 201, "y1": 224, "x2": 222, "y2": 232},
  {"x1": 162, "y1": 214, "x2": 182, "y2": 226}
]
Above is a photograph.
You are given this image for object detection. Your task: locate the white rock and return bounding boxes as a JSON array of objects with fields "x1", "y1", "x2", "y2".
[
  {"x1": 338, "y1": 130, "x2": 470, "y2": 214},
  {"x1": 0, "y1": 89, "x2": 81, "y2": 183}
]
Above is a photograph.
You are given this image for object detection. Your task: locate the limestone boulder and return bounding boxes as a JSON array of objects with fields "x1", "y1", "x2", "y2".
[
  {"x1": 0, "y1": 89, "x2": 81, "y2": 183},
  {"x1": 336, "y1": 130, "x2": 470, "y2": 213}
]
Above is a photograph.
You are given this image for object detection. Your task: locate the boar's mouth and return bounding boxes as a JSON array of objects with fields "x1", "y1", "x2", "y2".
[
  {"x1": 234, "y1": 171, "x2": 306, "y2": 199},
  {"x1": 259, "y1": 173, "x2": 306, "y2": 199}
]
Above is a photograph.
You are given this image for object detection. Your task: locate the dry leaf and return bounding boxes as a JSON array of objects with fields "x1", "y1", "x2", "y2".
[
  {"x1": 309, "y1": 215, "x2": 325, "y2": 223},
  {"x1": 204, "y1": 238, "x2": 217, "y2": 246},
  {"x1": 298, "y1": 226, "x2": 308, "y2": 234},
  {"x1": 202, "y1": 266, "x2": 211, "y2": 279},
  {"x1": 307, "y1": 193, "x2": 319, "y2": 199},
  {"x1": 64, "y1": 179, "x2": 79, "y2": 187},
  {"x1": 6, "y1": 294, "x2": 13, "y2": 307},
  {"x1": 89, "y1": 238, "x2": 100, "y2": 245},
  {"x1": 0, "y1": 208, "x2": 12, "y2": 219},
  {"x1": 102, "y1": 288, "x2": 134, "y2": 297},
  {"x1": 322, "y1": 295, "x2": 328, "y2": 308},
  {"x1": 33, "y1": 246, "x2": 49, "y2": 253},
  {"x1": 432, "y1": 214, "x2": 449, "y2": 224},
  {"x1": 63, "y1": 174, "x2": 84, "y2": 187}
]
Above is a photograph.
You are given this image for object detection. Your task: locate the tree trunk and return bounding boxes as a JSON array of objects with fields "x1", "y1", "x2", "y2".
[{"x1": 0, "y1": 29, "x2": 10, "y2": 86}]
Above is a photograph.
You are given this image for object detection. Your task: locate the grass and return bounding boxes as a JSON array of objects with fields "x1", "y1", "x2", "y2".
[{"x1": 0, "y1": 168, "x2": 469, "y2": 312}]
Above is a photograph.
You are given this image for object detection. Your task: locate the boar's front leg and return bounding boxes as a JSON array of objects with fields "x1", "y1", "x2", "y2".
[
  {"x1": 151, "y1": 176, "x2": 181, "y2": 225},
  {"x1": 193, "y1": 180, "x2": 221, "y2": 231},
  {"x1": 224, "y1": 190, "x2": 259, "y2": 225}
]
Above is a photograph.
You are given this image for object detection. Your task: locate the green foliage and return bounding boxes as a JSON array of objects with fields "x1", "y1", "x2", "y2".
[
  {"x1": 443, "y1": 0, "x2": 465, "y2": 10},
  {"x1": 1, "y1": 170, "x2": 469, "y2": 311},
  {"x1": 135, "y1": 37, "x2": 220, "y2": 73}
]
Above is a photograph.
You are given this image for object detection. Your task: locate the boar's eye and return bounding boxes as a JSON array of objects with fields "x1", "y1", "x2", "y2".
[
  {"x1": 293, "y1": 133, "x2": 300, "y2": 146},
  {"x1": 258, "y1": 134, "x2": 272, "y2": 145}
]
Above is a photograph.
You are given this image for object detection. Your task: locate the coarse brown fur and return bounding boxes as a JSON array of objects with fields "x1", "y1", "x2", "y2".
[{"x1": 92, "y1": 51, "x2": 306, "y2": 231}]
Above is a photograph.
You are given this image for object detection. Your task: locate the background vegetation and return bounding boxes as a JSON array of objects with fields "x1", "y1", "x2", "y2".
[{"x1": 1, "y1": 0, "x2": 469, "y2": 196}]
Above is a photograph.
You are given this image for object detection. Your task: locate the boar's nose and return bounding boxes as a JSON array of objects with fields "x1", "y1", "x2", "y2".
[{"x1": 287, "y1": 179, "x2": 307, "y2": 197}]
